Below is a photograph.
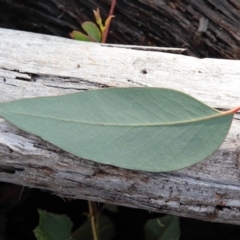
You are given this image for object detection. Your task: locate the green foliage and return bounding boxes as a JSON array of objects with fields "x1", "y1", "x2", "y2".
[
  {"x1": 70, "y1": 22, "x2": 101, "y2": 42},
  {"x1": 33, "y1": 204, "x2": 115, "y2": 240},
  {"x1": 0, "y1": 88, "x2": 236, "y2": 172},
  {"x1": 70, "y1": 8, "x2": 114, "y2": 43},
  {"x1": 144, "y1": 215, "x2": 180, "y2": 240},
  {"x1": 33, "y1": 210, "x2": 72, "y2": 240},
  {"x1": 72, "y1": 215, "x2": 115, "y2": 240},
  {"x1": 70, "y1": 30, "x2": 96, "y2": 42},
  {"x1": 33, "y1": 207, "x2": 179, "y2": 240}
]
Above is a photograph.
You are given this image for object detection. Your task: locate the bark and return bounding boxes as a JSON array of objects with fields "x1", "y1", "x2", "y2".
[
  {"x1": 0, "y1": 0, "x2": 239, "y2": 59},
  {"x1": 0, "y1": 28, "x2": 240, "y2": 224}
]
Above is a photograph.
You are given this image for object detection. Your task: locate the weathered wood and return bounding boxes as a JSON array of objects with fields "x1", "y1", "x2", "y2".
[{"x1": 0, "y1": 28, "x2": 240, "y2": 225}]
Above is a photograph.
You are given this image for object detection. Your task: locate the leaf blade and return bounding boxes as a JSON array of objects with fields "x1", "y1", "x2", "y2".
[
  {"x1": 81, "y1": 21, "x2": 101, "y2": 42},
  {"x1": 70, "y1": 30, "x2": 93, "y2": 42},
  {"x1": 33, "y1": 210, "x2": 73, "y2": 240},
  {"x1": 0, "y1": 88, "x2": 234, "y2": 172},
  {"x1": 144, "y1": 215, "x2": 180, "y2": 240},
  {"x1": 72, "y1": 215, "x2": 115, "y2": 240}
]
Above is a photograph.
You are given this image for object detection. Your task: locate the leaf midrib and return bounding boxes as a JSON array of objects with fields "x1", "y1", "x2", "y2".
[{"x1": 0, "y1": 110, "x2": 229, "y2": 127}]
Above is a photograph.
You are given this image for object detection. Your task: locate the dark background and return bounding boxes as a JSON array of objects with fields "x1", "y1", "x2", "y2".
[{"x1": 0, "y1": 0, "x2": 240, "y2": 58}]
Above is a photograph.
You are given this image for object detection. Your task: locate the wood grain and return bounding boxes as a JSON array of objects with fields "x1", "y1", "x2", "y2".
[{"x1": 0, "y1": 28, "x2": 240, "y2": 224}]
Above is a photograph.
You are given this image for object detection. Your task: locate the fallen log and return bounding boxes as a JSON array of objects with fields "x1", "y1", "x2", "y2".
[{"x1": 0, "y1": 28, "x2": 240, "y2": 224}]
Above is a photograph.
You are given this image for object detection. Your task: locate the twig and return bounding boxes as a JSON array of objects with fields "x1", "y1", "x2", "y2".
[
  {"x1": 88, "y1": 201, "x2": 98, "y2": 240},
  {"x1": 102, "y1": 0, "x2": 116, "y2": 43}
]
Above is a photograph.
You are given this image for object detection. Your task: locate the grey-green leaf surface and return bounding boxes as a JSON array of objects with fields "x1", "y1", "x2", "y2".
[
  {"x1": 33, "y1": 210, "x2": 73, "y2": 240},
  {"x1": 0, "y1": 88, "x2": 234, "y2": 172},
  {"x1": 144, "y1": 215, "x2": 180, "y2": 240}
]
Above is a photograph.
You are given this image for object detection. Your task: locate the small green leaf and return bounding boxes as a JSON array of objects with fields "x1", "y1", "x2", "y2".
[
  {"x1": 0, "y1": 88, "x2": 237, "y2": 172},
  {"x1": 93, "y1": 8, "x2": 104, "y2": 32},
  {"x1": 144, "y1": 215, "x2": 180, "y2": 240},
  {"x1": 103, "y1": 15, "x2": 114, "y2": 33},
  {"x1": 33, "y1": 210, "x2": 73, "y2": 240},
  {"x1": 93, "y1": 8, "x2": 114, "y2": 34},
  {"x1": 70, "y1": 30, "x2": 92, "y2": 42},
  {"x1": 72, "y1": 215, "x2": 115, "y2": 240},
  {"x1": 81, "y1": 21, "x2": 101, "y2": 42}
]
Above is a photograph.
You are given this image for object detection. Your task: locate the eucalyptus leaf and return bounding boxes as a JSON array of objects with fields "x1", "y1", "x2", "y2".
[
  {"x1": 0, "y1": 88, "x2": 237, "y2": 172},
  {"x1": 72, "y1": 215, "x2": 115, "y2": 240},
  {"x1": 33, "y1": 210, "x2": 73, "y2": 240},
  {"x1": 144, "y1": 215, "x2": 180, "y2": 240}
]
